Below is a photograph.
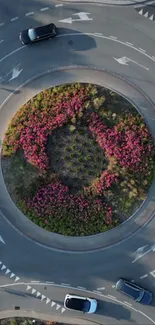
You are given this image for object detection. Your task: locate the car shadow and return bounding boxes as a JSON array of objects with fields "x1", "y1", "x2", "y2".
[{"x1": 96, "y1": 299, "x2": 134, "y2": 322}]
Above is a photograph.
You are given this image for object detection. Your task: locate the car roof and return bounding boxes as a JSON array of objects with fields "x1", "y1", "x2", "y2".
[
  {"x1": 35, "y1": 24, "x2": 55, "y2": 36},
  {"x1": 66, "y1": 297, "x2": 85, "y2": 311},
  {"x1": 121, "y1": 281, "x2": 140, "y2": 299}
]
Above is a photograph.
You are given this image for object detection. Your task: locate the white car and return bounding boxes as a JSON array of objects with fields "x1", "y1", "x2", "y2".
[{"x1": 64, "y1": 294, "x2": 97, "y2": 314}]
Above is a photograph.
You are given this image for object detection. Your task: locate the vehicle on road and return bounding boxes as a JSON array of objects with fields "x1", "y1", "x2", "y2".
[
  {"x1": 64, "y1": 294, "x2": 97, "y2": 313},
  {"x1": 19, "y1": 23, "x2": 57, "y2": 45},
  {"x1": 116, "y1": 278, "x2": 152, "y2": 305}
]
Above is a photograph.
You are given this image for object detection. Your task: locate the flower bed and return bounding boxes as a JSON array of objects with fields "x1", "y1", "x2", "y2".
[{"x1": 1, "y1": 83, "x2": 155, "y2": 236}]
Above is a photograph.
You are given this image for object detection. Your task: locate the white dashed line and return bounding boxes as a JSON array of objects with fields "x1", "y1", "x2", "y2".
[
  {"x1": 77, "y1": 286, "x2": 86, "y2": 290},
  {"x1": 61, "y1": 283, "x2": 70, "y2": 286},
  {"x1": 112, "y1": 285, "x2": 116, "y2": 288},
  {"x1": 110, "y1": 36, "x2": 117, "y2": 39},
  {"x1": 40, "y1": 7, "x2": 49, "y2": 11},
  {"x1": 124, "y1": 301, "x2": 132, "y2": 306},
  {"x1": 97, "y1": 287, "x2": 105, "y2": 290},
  {"x1": 25, "y1": 12, "x2": 34, "y2": 16},
  {"x1": 93, "y1": 290, "x2": 102, "y2": 294},
  {"x1": 10, "y1": 17, "x2": 18, "y2": 22},
  {"x1": 107, "y1": 294, "x2": 116, "y2": 299},
  {"x1": 30, "y1": 280, "x2": 40, "y2": 283},
  {"x1": 131, "y1": 280, "x2": 135, "y2": 282},
  {"x1": 139, "y1": 48, "x2": 146, "y2": 52},
  {"x1": 0, "y1": 23, "x2": 4, "y2": 27},
  {"x1": 140, "y1": 274, "x2": 148, "y2": 279},
  {"x1": 126, "y1": 41, "x2": 133, "y2": 46},
  {"x1": 45, "y1": 281, "x2": 54, "y2": 284},
  {"x1": 95, "y1": 33, "x2": 103, "y2": 36},
  {"x1": 0, "y1": 39, "x2": 4, "y2": 44},
  {"x1": 55, "y1": 4, "x2": 63, "y2": 7}
]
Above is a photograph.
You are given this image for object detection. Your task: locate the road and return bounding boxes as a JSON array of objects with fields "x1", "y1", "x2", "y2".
[{"x1": 0, "y1": 0, "x2": 155, "y2": 324}]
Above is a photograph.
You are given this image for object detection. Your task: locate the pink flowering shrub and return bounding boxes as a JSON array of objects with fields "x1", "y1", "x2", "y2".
[
  {"x1": 93, "y1": 170, "x2": 119, "y2": 195},
  {"x1": 3, "y1": 87, "x2": 88, "y2": 170},
  {"x1": 27, "y1": 182, "x2": 113, "y2": 226},
  {"x1": 88, "y1": 112, "x2": 154, "y2": 172}
]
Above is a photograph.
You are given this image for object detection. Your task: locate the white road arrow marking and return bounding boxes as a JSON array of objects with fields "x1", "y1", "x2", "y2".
[
  {"x1": 150, "y1": 270, "x2": 155, "y2": 278},
  {"x1": 59, "y1": 12, "x2": 93, "y2": 24},
  {"x1": 132, "y1": 244, "x2": 155, "y2": 263},
  {"x1": 0, "y1": 236, "x2": 5, "y2": 244},
  {"x1": 9, "y1": 68, "x2": 23, "y2": 81},
  {"x1": 114, "y1": 56, "x2": 149, "y2": 70}
]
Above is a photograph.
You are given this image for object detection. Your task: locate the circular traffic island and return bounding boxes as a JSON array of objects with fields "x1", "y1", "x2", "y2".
[{"x1": 1, "y1": 83, "x2": 155, "y2": 236}]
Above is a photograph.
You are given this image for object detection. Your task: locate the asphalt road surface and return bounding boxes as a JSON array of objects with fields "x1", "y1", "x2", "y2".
[{"x1": 0, "y1": 0, "x2": 155, "y2": 324}]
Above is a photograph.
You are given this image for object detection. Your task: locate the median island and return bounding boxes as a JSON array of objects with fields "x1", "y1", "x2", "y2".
[{"x1": 1, "y1": 83, "x2": 155, "y2": 236}]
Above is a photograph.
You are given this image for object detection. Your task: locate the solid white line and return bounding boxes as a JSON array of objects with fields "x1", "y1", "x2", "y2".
[
  {"x1": 138, "y1": 310, "x2": 155, "y2": 324},
  {"x1": 107, "y1": 294, "x2": 116, "y2": 299},
  {"x1": 126, "y1": 42, "x2": 133, "y2": 46},
  {"x1": 152, "y1": 56, "x2": 155, "y2": 60},
  {"x1": 77, "y1": 286, "x2": 86, "y2": 290},
  {"x1": 0, "y1": 45, "x2": 25, "y2": 63},
  {"x1": 110, "y1": 36, "x2": 117, "y2": 39},
  {"x1": 0, "y1": 39, "x2": 4, "y2": 43},
  {"x1": 93, "y1": 290, "x2": 102, "y2": 294},
  {"x1": 40, "y1": 7, "x2": 49, "y2": 11},
  {"x1": 61, "y1": 283, "x2": 70, "y2": 286},
  {"x1": 25, "y1": 12, "x2": 34, "y2": 16},
  {"x1": 0, "y1": 23, "x2": 4, "y2": 27},
  {"x1": 46, "y1": 281, "x2": 54, "y2": 284},
  {"x1": 140, "y1": 274, "x2": 148, "y2": 279},
  {"x1": 10, "y1": 17, "x2": 18, "y2": 22},
  {"x1": 124, "y1": 301, "x2": 132, "y2": 306},
  {"x1": 55, "y1": 4, "x2": 63, "y2": 7},
  {"x1": 139, "y1": 48, "x2": 146, "y2": 52}
]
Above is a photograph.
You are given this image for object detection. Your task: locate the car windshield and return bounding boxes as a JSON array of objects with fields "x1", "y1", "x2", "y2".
[
  {"x1": 28, "y1": 29, "x2": 37, "y2": 41},
  {"x1": 83, "y1": 300, "x2": 91, "y2": 312},
  {"x1": 136, "y1": 290, "x2": 145, "y2": 302}
]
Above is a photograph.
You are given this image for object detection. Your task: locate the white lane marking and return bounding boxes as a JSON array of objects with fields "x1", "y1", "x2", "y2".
[
  {"x1": 131, "y1": 280, "x2": 135, "y2": 282},
  {"x1": 15, "y1": 276, "x2": 20, "y2": 282},
  {"x1": 112, "y1": 285, "x2": 116, "y2": 288},
  {"x1": 0, "y1": 235, "x2": 5, "y2": 243},
  {"x1": 150, "y1": 270, "x2": 155, "y2": 278},
  {"x1": 31, "y1": 281, "x2": 40, "y2": 283},
  {"x1": 93, "y1": 290, "x2": 102, "y2": 294},
  {"x1": 139, "y1": 48, "x2": 146, "y2": 52},
  {"x1": 97, "y1": 287, "x2": 105, "y2": 290},
  {"x1": 41, "y1": 294, "x2": 46, "y2": 301},
  {"x1": 32, "y1": 289, "x2": 36, "y2": 294},
  {"x1": 110, "y1": 36, "x2": 117, "y2": 39},
  {"x1": 0, "y1": 281, "x2": 154, "y2": 323},
  {"x1": 61, "y1": 283, "x2": 70, "y2": 286},
  {"x1": 36, "y1": 292, "x2": 41, "y2": 297},
  {"x1": 45, "y1": 281, "x2": 54, "y2": 284},
  {"x1": 10, "y1": 17, "x2": 18, "y2": 22},
  {"x1": 25, "y1": 12, "x2": 34, "y2": 16},
  {"x1": 0, "y1": 23, "x2": 4, "y2": 27},
  {"x1": 1, "y1": 264, "x2": 6, "y2": 270},
  {"x1": 56, "y1": 304, "x2": 61, "y2": 310},
  {"x1": 46, "y1": 298, "x2": 50, "y2": 304},
  {"x1": 40, "y1": 7, "x2": 49, "y2": 11},
  {"x1": 55, "y1": 4, "x2": 63, "y2": 7},
  {"x1": 5, "y1": 269, "x2": 10, "y2": 275},
  {"x1": 0, "y1": 45, "x2": 25, "y2": 63},
  {"x1": 139, "y1": 310, "x2": 155, "y2": 324},
  {"x1": 114, "y1": 56, "x2": 149, "y2": 70},
  {"x1": 61, "y1": 307, "x2": 65, "y2": 313},
  {"x1": 77, "y1": 286, "x2": 86, "y2": 290},
  {"x1": 152, "y1": 56, "x2": 155, "y2": 60},
  {"x1": 140, "y1": 274, "x2": 148, "y2": 279},
  {"x1": 95, "y1": 33, "x2": 103, "y2": 36},
  {"x1": 26, "y1": 285, "x2": 31, "y2": 291},
  {"x1": 107, "y1": 294, "x2": 116, "y2": 299},
  {"x1": 124, "y1": 301, "x2": 132, "y2": 306},
  {"x1": 126, "y1": 42, "x2": 133, "y2": 46}
]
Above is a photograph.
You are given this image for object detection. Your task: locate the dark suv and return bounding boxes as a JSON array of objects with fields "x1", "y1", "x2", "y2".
[
  {"x1": 19, "y1": 23, "x2": 57, "y2": 45},
  {"x1": 116, "y1": 279, "x2": 152, "y2": 305}
]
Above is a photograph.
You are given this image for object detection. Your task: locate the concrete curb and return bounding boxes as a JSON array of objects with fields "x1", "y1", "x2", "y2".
[
  {"x1": 0, "y1": 310, "x2": 98, "y2": 325},
  {"x1": 0, "y1": 66, "x2": 155, "y2": 253},
  {"x1": 55, "y1": 0, "x2": 155, "y2": 6}
]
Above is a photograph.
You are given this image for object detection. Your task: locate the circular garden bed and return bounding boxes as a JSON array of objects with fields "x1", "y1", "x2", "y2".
[{"x1": 1, "y1": 83, "x2": 155, "y2": 236}]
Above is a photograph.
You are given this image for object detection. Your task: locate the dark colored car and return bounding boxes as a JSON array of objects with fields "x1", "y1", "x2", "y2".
[
  {"x1": 64, "y1": 294, "x2": 97, "y2": 313},
  {"x1": 116, "y1": 279, "x2": 152, "y2": 305},
  {"x1": 19, "y1": 23, "x2": 57, "y2": 45}
]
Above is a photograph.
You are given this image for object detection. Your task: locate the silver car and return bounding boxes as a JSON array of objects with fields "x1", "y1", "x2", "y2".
[{"x1": 64, "y1": 294, "x2": 97, "y2": 313}]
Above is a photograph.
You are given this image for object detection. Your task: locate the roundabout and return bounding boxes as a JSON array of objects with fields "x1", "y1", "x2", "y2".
[{"x1": 0, "y1": 1, "x2": 155, "y2": 324}]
